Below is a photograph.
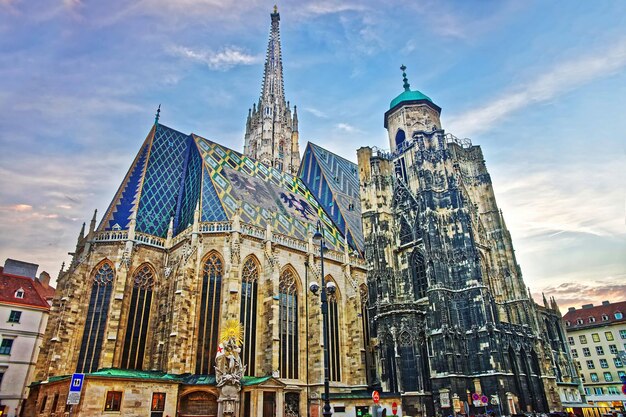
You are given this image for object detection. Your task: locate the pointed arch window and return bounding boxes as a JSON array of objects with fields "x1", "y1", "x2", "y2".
[
  {"x1": 399, "y1": 331, "x2": 418, "y2": 391},
  {"x1": 325, "y1": 277, "x2": 341, "y2": 381},
  {"x1": 411, "y1": 251, "x2": 428, "y2": 299},
  {"x1": 196, "y1": 252, "x2": 223, "y2": 375},
  {"x1": 77, "y1": 262, "x2": 114, "y2": 373},
  {"x1": 279, "y1": 268, "x2": 298, "y2": 379},
  {"x1": 121, "y1": 264, "x2": 155, "y2": 369},
  {"x1": 240, "y1": 257, "x2": 258, "y2": 376}
]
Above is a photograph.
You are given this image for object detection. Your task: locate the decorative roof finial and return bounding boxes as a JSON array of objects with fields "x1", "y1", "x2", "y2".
[
  {"x1": 154, "y1": 104, "x2": 161, "y2": 125},
  {"x1": 274, "y1": 4, "x2": 278, "y2": 13},
  {"x1": 400, "y1": 64, "x2": 410, "y2": 92}
]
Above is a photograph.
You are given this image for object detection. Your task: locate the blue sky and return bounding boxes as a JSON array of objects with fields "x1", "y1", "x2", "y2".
[{"x1": 0, "y1": 0, "x2": 624, "y2": 309}]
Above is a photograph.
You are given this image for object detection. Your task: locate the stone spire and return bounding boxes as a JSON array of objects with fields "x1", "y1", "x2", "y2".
[{"x1": 243, "y1": 6, "x2": 300, "y2": 175}]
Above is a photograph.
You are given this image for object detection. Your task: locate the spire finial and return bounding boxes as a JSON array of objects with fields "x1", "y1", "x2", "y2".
[
  {"x1": 154, "y1": 104, "x2": 161, "y2": 125},
  {"x1": 400, "y1": 64, "x2": 410, "y2": 92},
  {"x1": 274, "y1": 4, "x2": 278, "y2": 13}
]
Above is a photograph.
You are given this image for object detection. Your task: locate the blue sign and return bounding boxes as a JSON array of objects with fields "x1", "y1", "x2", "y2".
[{"x1": 69, "y1": 373, "x2": 84, "y2": 392}]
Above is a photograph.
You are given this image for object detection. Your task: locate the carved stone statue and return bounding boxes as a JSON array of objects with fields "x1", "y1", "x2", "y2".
[{"x1": 215, "y1": 320, "x2": 246, "y2": 417}]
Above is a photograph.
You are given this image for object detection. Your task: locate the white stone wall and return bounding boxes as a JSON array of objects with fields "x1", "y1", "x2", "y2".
[{"x1": 0, "y1": 303, "x2": 48, "y2": 417}]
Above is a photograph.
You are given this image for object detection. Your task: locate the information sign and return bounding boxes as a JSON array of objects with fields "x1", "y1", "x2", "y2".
[{"x1": 66, "y1": 373, "x2": 84, "y2": 405}]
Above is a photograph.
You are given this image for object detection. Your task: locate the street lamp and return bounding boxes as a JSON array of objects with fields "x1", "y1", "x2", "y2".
[{"x1": 309, "y1": 220, "x2": 335, "y2": 417}]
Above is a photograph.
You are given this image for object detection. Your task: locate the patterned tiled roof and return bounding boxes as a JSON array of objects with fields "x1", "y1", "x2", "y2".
[
  {"x1": 99, "y1": 123, "x2": 349, "y2": 251},
  {"x1": 563, "y1": 301, "x2": 626, "y2": 330},
  {"x1": 298, "y1": 142, "x2": 363, "y2": 253},
  {"x1": 0, "y1": 267, "x2": 52, "y2": 310}
]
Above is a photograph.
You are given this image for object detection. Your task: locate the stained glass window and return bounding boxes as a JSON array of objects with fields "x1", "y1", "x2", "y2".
[
  {"x1": 77, "y1": 262, "x2": 114, "y2": 373},
  {"x1": 240, "y1": 257, "x2": 258, "y2": 376},
  {"x1": 121, "y1": 264, "x2": 155, "y2": 370},
  {"x1": 196, "y1": 252, "x2": 223, "y2": 374},
  {"x1": 279, "y1": 268, "x2": 298, "y2": 379}
]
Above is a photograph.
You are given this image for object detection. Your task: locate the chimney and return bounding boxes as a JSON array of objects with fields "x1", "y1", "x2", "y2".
[
  {"x1": 582, "y1": 304, "x2": 594, "y2": 309},
  {"x1": 38, "y1": 271, "x2": 50, "y2": 288},
  {"x1": 568, "y1": 307, "x2": 576, "y2": 312},
  {"x1": 602, "y1": 301, "x2": 610, "y2": 306}
]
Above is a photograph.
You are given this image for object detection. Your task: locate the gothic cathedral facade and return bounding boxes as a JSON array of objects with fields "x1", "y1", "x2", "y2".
[{"x1": 24, "y1": 8, "x2": 581, "y2": 417}]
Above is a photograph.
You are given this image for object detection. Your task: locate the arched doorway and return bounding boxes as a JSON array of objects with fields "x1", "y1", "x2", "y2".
[{"x1": 179, "y1": 391, "x2": 218, "y2": 417}]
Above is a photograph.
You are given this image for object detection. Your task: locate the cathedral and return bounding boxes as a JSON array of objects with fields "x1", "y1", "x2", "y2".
[{"x1": 23, "y1": 7, "x2": 582, "y2": 417}]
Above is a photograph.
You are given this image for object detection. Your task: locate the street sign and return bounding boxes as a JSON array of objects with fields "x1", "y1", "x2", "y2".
[
  {"x1": 481, "y1": 395, "x2": 489, "y2": 405},
  {"x1": 372, "y1": 390, "x2": 380, "y2": 404},
  {"x1": 392, "y1": 402, "x2": 398, "y2": 415},
  {"x1": 67, "y1": 373, "x2": 85, "y2": 405},
  {"x1": 622, "y1": 385, "x2": 626, "y2": 395}
]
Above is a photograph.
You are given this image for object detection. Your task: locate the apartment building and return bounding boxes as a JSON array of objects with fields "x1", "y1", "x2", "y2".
[{"x1": 563, "y1": 301, "x2": 626, "y2": 410}]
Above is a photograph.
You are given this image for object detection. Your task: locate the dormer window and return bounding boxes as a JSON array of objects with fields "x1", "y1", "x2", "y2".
[
  {"x1": 14, "y1": 288, "x2": 24, "y2": 299},
  {"x1": 566, "y1": 321, "x2": 571, "y2": 326},
  {"x1": 577, "y1": 319, "x2": 584, "y2": 325},
  {"x1": 602, "y1": 314, "x2": 609, "y2": 321},
  {"x1": 615, "y1": 312, "x2": 623, "y2": 320},
  {"x1": 589, "y1": 317, "x2": 596, "y2": 323}
]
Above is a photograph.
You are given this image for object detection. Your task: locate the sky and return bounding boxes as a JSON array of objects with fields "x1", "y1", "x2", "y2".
[{"x1": 0, "y1": 0, "x2": 624, "y2": 310}]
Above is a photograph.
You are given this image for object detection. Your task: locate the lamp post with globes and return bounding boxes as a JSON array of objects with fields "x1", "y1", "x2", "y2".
[{"x1": 309, "y1": 220, "x2": 335, "y2": 417}]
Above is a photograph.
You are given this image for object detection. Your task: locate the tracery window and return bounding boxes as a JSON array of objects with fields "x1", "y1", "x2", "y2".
[
  {"x1": 399, "y1": 331, "x2": 418, "y2": 391},
  {"x1": 196, "y1": 252, "x2": 223, "y2": 374},
  {"x1": 325, "y1": 277, "x2": 341, "y2": 381},
  {"x1": 240, "y1": 257, "x2": 258, "y2": 376},
  {"x1": 77, "y1": 262, "x2": 114, "y2": 373},
  {"x1": 411, "y1": 251, "x2": 428, "y2": 299},
  {"x1": 121, "y1": 264, "x2": 155, "y2": 369},
  {"x1": 279, "y1": 268, "x2": 298, "y2": 379}
]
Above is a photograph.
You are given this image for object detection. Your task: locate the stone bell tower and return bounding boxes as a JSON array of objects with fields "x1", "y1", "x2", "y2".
[{"x1": 243, "y1": 6, "x2": 300, "y2": 175}]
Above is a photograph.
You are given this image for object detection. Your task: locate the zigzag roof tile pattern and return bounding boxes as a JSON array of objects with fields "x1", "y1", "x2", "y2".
[
  {"x1": 99, "y1": 123, "x2": 349, "y2": 251},
  {"x1": 298, "y1": 142, "x2": 363, "y2": 253}
]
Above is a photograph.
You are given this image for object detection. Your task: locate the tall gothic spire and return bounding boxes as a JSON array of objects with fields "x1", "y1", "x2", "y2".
[{"x1": 243, "y1": 6, "x2": 300, "y2": 175}]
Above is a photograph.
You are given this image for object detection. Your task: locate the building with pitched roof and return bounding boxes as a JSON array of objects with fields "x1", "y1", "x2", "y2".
[
  {"x1": 0, "y1": 259, "x2": 54, "y2": 417},
  {"x1": 22, "y1": 7, "x2": 584, "y2": 417},
  {"x1": 563, "y1": 301, "x2": 626, "y2": 410}
]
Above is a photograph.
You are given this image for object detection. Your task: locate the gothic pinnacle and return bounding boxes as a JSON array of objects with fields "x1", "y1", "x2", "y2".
[{"x1": 154, "y1": 104, "x2": 161, "y2": 125}]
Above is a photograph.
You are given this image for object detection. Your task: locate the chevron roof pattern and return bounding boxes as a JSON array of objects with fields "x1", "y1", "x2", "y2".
[
  {"x1": 298, "y1": 142, "x2": 363, "y2": 253},
  {"x1": 98, "y1": 123, "x2": 351, "y2": 251}
]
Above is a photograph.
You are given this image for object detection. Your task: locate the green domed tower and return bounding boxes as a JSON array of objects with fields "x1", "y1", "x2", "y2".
[{"x1": 384, "y1": 65, "x2": 442, "y2": 153}]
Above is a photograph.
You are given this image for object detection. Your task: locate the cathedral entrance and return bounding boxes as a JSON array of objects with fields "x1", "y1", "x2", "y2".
[{"x1": 179, "y1": 391, "x2": 218, "y2": 417}]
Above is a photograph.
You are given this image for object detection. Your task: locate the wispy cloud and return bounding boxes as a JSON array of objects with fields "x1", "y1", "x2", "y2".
[
  {"x1": 169, "y1": 45, "x2": 261, "y2": 71},
  {"x1": 534, "y1": 279, "x2": 626, "y2": 310},
  {"x1": 336, "y1": 122, "x2": 360, "y2": 133},
  {"x1": 298, "y1": 2, "x2": 367, "y2": 17},
  {"x1": 448, "y1": 39, "x2": 626, "y2": 136},
  {"x1": 304, "y1": 107, "x2": 328, "y2": 118}
]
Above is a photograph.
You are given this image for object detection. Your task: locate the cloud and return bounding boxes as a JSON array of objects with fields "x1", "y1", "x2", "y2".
[
  {"x1": 447, "y1": 39, "x2": 626, "y2": 136},
  {"x1": 168, "y1": 45, "x2": 262, "y2": 71},
  {"x1": 63, "y1": 0, "x2": 82, "y2": 9},
  {"x1": 534, "y1": 278, "x2": 626, "y2": 310},
  {"x1": 298, "y1": 2, "x2": 367, "y2": 17},
  {"x1": 336, "y1": 123, "x2": 360, "y2": 133},
  {"x1": 304, "y1": 107, "x2": 328, "y2": 118},
  {"x1": 10, "y1": 204, "x2": 33, "y2": 212}
]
